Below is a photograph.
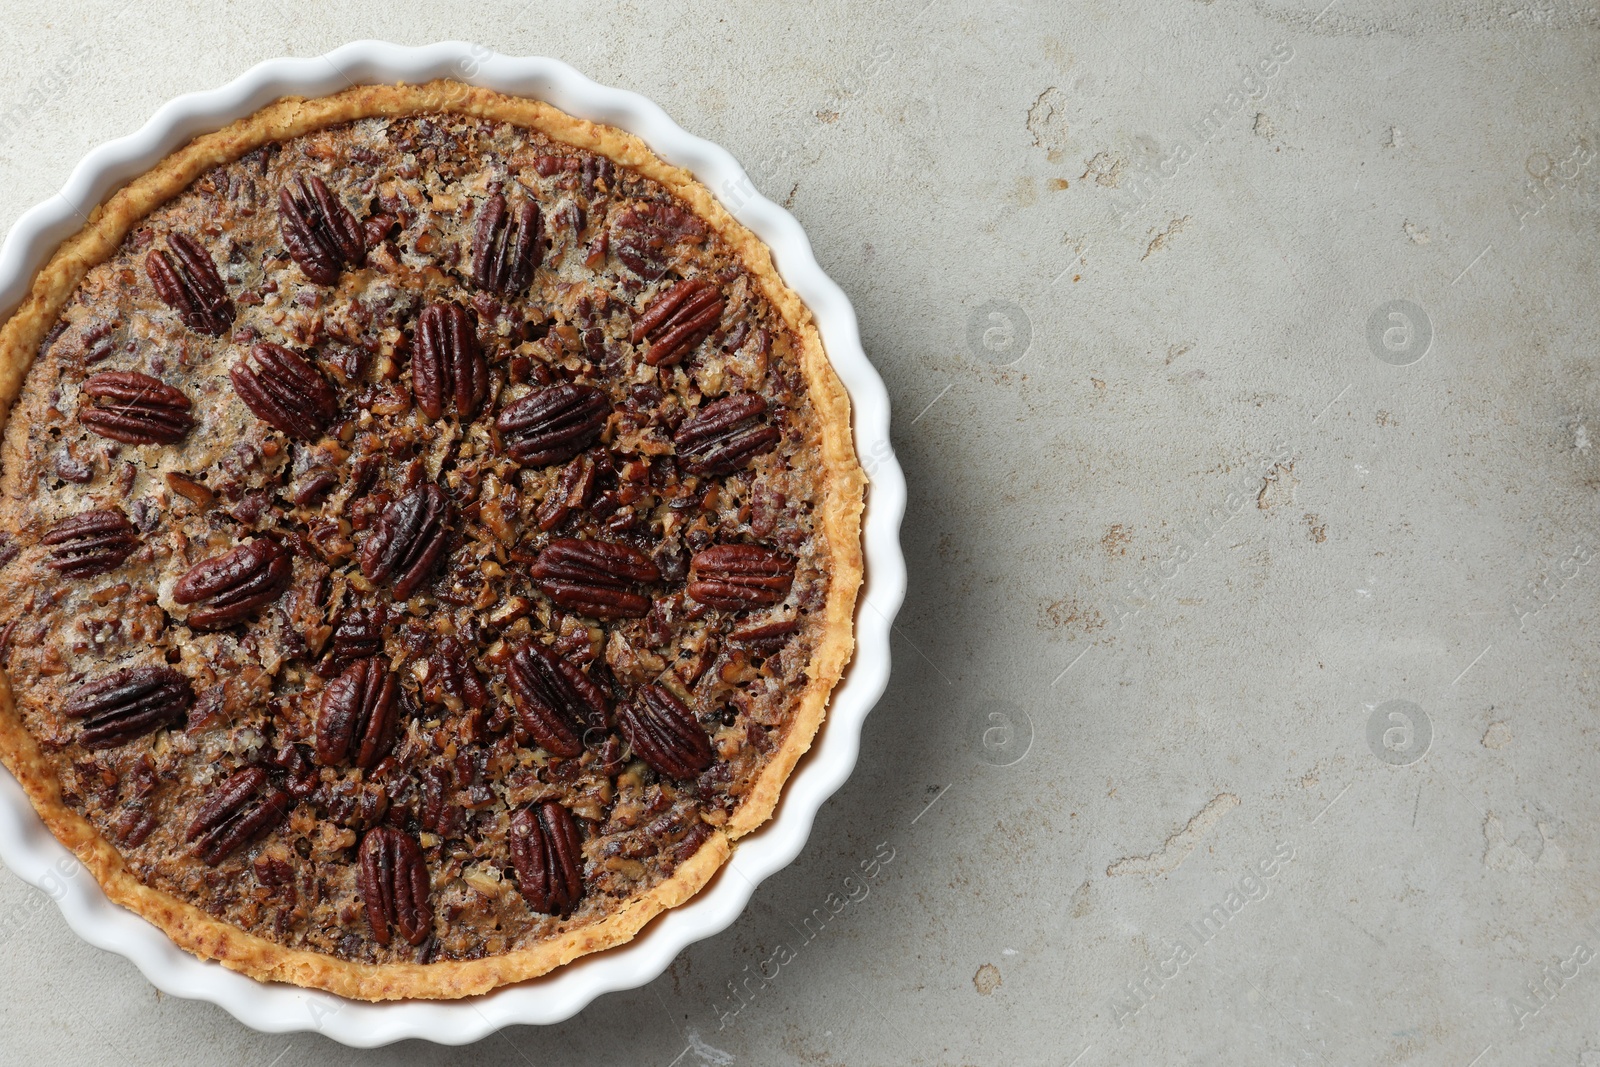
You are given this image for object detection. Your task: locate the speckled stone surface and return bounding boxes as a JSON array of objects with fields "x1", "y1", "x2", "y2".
[{"x1": 1, "y1": 2, "x2": 1598, "y2": 1064}]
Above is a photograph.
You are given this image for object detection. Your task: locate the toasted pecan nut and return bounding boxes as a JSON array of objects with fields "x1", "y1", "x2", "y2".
[
  {"x1": 146, "y1": 232, "x2": 234, "y2": 336},
  {"x1": 231, "y1": 343, "x2": 338, "y2": 440},
  {"x1": 318, "y1": 603, "x2": 387, "y2": 676},
  {"x1": 686, "y1": 544, "x2": 795, "y2": 611},
  {"x1": 316, "y1": 658, "x2": 401, "y2": 770},
  {"x1": 359, "y1": 484, "x2": 452, "y2": 600},
  {"x1": 186, "y1": 766, "x2": 290, "y2": 866},
  {"x1": 77, "y1": 370, "x2": 194, "y2": 445},
  {"x1": 173, "y1": 539, "x2": 294, "y2": 629},
  {"x1": 279, "y1": 173, "x2": 366, "y2": 285},
  {"x1": 616, "y1": 684, "x2": 713, "y2": 780},
  {"x1": 412, "y1": 302, "x2": 487, "y2": 420},
  {"x1": 417, "y1": 764, "x2": 461, "y2": 837},
  {"x1": 528, "y1": 538, "x2": 659, "y2": 620},
  {"x1": 632, "y1": 278, "x2": 725, "y2": 366},
  {"x1": 63, "y1": 665, "x2": 194, "y2": 750},
  {"x1": 674, "y1": 393, "x2": 779, "y2": 476},
  {"x1": 509, "y1": 801, "x2": 584, "y2": 915},
  {"x1": 496, "y1": 383, "x2": 610, "y2": 467},
  {"x1": 422, "y1": 634, "x2": 489, "y2": 712},
  {"x1": 580, "y1": 156, "x2": 614, "y2": 202},
  {"x1": 505, "y1": 641, "x2": 609, "y2": 758},
  {"x1": 471, "y1": 190, "x2": 544, "y2": 296},
  {"x1": 358, "y1": 825, "x2": 433, "y2": 947},
  {"x1": 726, "y1": 617, "x2": 800, "y2": 653},
  {"x1": 42, "y1": 509, "x2": 140, "y2": 579},
  {"x1": 534, "y1": 449, "x2": 603, "y2": 531},
  {"x1": 612, "y1": 202, "x2": 706, "y2": 278}
]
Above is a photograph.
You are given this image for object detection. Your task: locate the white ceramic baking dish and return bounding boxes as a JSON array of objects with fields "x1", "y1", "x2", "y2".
[{"x1": 0, "y1": 40, "x2": 905, "y2": 1047}]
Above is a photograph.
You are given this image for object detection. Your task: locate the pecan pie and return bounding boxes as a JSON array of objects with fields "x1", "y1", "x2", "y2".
[{"x1": 0, "y1": 83, "x2": 862, "y2": 1000}]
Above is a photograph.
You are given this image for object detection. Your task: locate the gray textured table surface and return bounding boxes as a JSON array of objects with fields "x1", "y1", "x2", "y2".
[{"x1": 2, "y1": 2, "x2": 1598, "y2": 1064}]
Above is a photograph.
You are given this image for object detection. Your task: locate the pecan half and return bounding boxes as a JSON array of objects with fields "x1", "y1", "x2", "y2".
[
  {"x1": 173, "y1": 539, "x2": 294, "y2": 629},
  {"x1": 230, "y1": 343, "x2": 338, "y2": 440},
  {"x1": 528, "y1": 538, "x2": 660, "y2": 620},
  {"x1": 186, "y1": 766, "x2": 289, "y2": 865},
  {"x1": 412, "y1": 302, "x2": 487, "y2": 420},
  {"x1": 146, "y1": 232, "x2": 234, "y2": 336},
  {"x1": 316, "y1": 658, "x2": 401, "y2": 770},
  {"x1": 279, "y1": 174, "x2": 366, "y2": 285},
  {"x1": 616, "y1": 684, "x2": 713, "y2": 780},
  {"x1": 42, "y1": 509, "x2": 140, "y2": 579},
  {"x1": 77, "y1": 370, "x2": 194, "y2": 445},
  {"x1": 358, "y1": 825, "x2": 433, "y2": 946},
  {"x1": 505, "y1": 641, "x2": 609, "y2": 758},
  {"x1": 509, "y1": 801, "x2": 584, "y2": 915},
  {"x1": 360, "y1": 484, "x2": 451, "y2": 600},
  {"x1": 687, "y1": 545, "x2": 795, "y2": 611},
  {"x1": 674, "y1": 393, "x2": 779, "y2": 475},
  {"x1": 631, "y1": 278, "x2": 725, "y2": 366},
  {"x1": 496, "y1": 383, "x2": 610, "y2": 467},
  {"x1": 63, "y1": 665, "x2": 194, "y2": 750},
  {"x1": 471, "y1": 190, "x2": 544, "y2": 295}
]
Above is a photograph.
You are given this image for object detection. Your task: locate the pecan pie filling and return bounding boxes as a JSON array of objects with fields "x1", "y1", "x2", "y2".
[{"x1": 0, "y1": 97, "x2": 855, "y2": 985}]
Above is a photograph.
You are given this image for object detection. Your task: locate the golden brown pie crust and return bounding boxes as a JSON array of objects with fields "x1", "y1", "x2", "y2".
[{"x1": 0, "y1": 81, "x2": 863, "y2": 1000}]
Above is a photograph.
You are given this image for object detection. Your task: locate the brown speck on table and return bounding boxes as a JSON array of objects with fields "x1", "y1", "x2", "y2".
[{"x1": 1101, "y1": 523, "x2": 1133, "y2": 556}]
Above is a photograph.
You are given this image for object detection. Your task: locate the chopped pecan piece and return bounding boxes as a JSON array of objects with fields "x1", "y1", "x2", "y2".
[
  {"x1": 422, "y1": 634, "x2": 487, "y2": 709},
  {"x1": 471, "y1": 190, "x2": 544, "y2": 295},
  {"x1": 726, "y1": 617, "x2": 800, "y2": 653},
  {"x1": 358, "y1": 825, "x2": 432, "y2": 946},
  {"x1": 612, "y1": 202, "x2": 705, "y2": 277},
  {"x1": 687, "y1": 545, "x2": 795, "y2": 611},
  {"x1": 291, "y1": 469, "x2": 338, "y2": 507},
  {"x1": 42, "y1": 509, "x2": 140, "y2": 579},
  {"x1": 316, "y1": 658, "x2": 401, "y2": 770},
  {"x1": 580, "y1": 156, "x2": 614, "y2": 202},
  {"x1": 418, "y1": 764, "x2": 462, "y2": 837},
  {"x1": 271, "y1": 742, "x2": 318, "y2": 800},
  {"x1": 631, "y1": 278, "x2": 725, "y2": 366},
  {"x1": 319, "y1": 603, "x2": 387, "y2": 675},
  {"x1": 674, "y1": 393, "x2": 779, "y2": 475},
  {"x1": 146, "y1": 232, "x2": 234, "y2": 335},
  {"x1": 113, "y1": 806, "x2": 158, "y2": 848},
  {"x1": 186, "y1": 766, "x2": 289, "y2": 865},
  {"x1": 617, "y1": 684, "x2": 713, "y2": 780},
  {"x1": 173, "y1": 539, "x2": 294, "y2": 629},
  {"x1": 412, "y1": 302, "x2": 487, "y2": 420},
  {"x1": 509, "y1": 801, "x2": 584, "y2": 915},
  {"x1": 52, "y1": 446, "x2": 94, "y2": 483},
  {"x1": 77, "y1": 370, "x2": 194, "y2": 445},
  {"x1": 63, "y1": 665, "x2": 194, "y2": 750},
  {"x1": 230, "y1": 343, "x2": 338, "y2": 440},
  {"x1": 535, "y1": 450, "x2": 602, "y2": 531},
  {"x1": 166, "y1": 472, "x2": 215, "y2": 508},
  {"x1": 360, "y1": 484, "x2": 451, "y2": 600},
  {"x1": 496, "y1": 383, "x2": 610, "y2": 467},
  {"x1": 505, "y1": 641, "x2": 609, "y2": 758},
  {"x1": 363, "y1": 212, "x2": 399, "y2": 248},
  {"x1": 279, "y1": 174, "x2": 366, "y2": 285},
  {"x1": 528, "y1": 538, "x2": 660, "y2": 620}
]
